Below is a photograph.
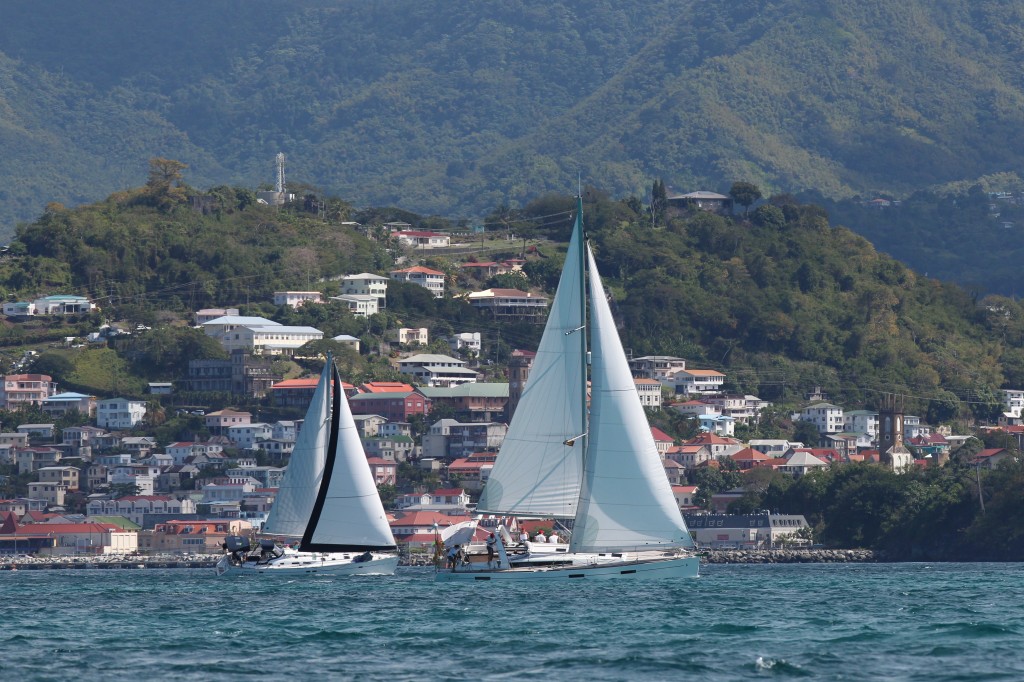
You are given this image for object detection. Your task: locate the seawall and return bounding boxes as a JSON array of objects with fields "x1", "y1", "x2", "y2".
[{"x1": 702, "y1": 548, "x2": 876, "y2": 564}]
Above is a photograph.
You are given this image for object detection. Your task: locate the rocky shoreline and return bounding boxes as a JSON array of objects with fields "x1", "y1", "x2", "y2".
[
  {"x1": 0, "y1": 548, "x2": 877, "y2": 570},
  {"x1": 702, "y1": 548, "x2": 877, "y2": 564}
]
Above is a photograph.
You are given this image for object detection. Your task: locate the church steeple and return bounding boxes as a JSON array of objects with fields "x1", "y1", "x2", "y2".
[{"x1": 878, "y1": 393, "x2": 913, "y2": 472}]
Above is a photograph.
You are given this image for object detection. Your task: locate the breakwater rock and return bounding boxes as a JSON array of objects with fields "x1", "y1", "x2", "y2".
[
  {"x1": 702, "y1": 549, "x2": 876, "y2": 564},
  {"x1": 0, "y1": 554, "x2": 220, "y2": 570}
]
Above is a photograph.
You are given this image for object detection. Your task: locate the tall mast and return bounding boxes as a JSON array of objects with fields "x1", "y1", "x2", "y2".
[{"x1": 575, "y1": 194, "x2": 588, "y2": 466}]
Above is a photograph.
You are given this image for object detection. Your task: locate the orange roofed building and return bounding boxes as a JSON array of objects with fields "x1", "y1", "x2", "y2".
[{"x1": 140, "y1": 519, "x2": 252, "y2": 555}]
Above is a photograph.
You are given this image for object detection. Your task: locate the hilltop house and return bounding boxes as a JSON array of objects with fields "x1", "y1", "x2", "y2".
[
  {"x1": 390, "y1": 266, "x2": 445, "y2": 298},
  {"x1": 397, "y1": 354, "x2": 477, "y2": 387}
]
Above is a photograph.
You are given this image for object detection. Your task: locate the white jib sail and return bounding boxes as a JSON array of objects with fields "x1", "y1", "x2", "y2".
[
  {"x1": 305, "y1": 366, "x2": 397, "y2": 549},
  {"x1": 570, "y1": 245, "x2": 694, "y2": 553},
  {"x1": 476, "y1": 210, "x2": 586, "y2": 518},
  {"x1": 261, "y1": 362, "x2": 331, "y2": 538}
]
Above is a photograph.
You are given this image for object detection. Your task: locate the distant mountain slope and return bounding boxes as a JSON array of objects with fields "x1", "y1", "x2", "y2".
[{"x1": 3, "y1": 0, "x2": 1024, "y2": 255}]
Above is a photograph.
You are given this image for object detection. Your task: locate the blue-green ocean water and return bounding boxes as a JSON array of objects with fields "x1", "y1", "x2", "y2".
[{"x1": 2, "y1": 562, "x2": 1021, "y2": 681}]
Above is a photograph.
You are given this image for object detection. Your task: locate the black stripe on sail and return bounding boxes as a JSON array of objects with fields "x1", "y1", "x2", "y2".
[{"x1": 299, "y1": 362, "x2": 342, "y2": 552}]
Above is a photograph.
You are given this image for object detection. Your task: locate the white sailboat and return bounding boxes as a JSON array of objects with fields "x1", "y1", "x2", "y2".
[
  {"x1": 436, "y1": 197, "x2": 699, "y2": 582},
  {"x1": 216, "y1": 358, "x2": 399, "y2": 576}
]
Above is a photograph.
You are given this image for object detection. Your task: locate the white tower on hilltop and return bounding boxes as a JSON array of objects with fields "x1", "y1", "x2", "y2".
[
  {"x1": 257, "y1": 152, "x2": 293, "y2": 206},
  {"x1": 275, "y1": 152, "x2": 286, "y2": 194}
]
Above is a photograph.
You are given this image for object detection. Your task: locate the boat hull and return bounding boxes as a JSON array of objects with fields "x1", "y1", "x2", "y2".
[
  {"x1": 434, "y1": 554, "x2": 699, "y2": 582},
  {"x1": 216, "y1": 551, "x2": 398, "y2": 576}
]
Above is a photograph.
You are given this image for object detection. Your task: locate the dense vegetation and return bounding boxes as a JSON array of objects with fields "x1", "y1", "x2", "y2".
[
  {"x1": 6, "y1": 176, "x2": 1024, "y2": 430},
  {"x1": 5, "y1": 0, "x2": 1024, "y2": 301}
]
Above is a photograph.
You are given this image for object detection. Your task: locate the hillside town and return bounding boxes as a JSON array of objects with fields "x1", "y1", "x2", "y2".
[{"x1": 0, "y1": 219, "x2": 1019, "y2": 563}]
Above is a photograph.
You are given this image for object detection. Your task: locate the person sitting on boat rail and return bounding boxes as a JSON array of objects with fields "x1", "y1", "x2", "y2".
[
  {"x1": 486, "y1": 533, "x2": 497, "y2": 565},
  {"x1": 518, "y1": 530, "x2": 529, "y2": 546}
]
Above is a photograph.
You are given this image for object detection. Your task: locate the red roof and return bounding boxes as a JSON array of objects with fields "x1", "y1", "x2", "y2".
[
  {"x1": 6, "y1": 522, "x2": 121, "y2": 536},
  {"x1": 392, "y1": 266, "x2": 444, "y2": 275},
  {"x1": 432, "y1": 488, "x2": 465, "y2": 496},
  {"x1": 650, "y1": 426, "x2": 674, "y2": 443},
  {"x1": 390, "y1": 511, "x2": 472, "y2": 527},
  {"x1": 361, "y1": 381, "x2": 415, "y2": 393},
  {"x1": 672, "y1": 485, "x2": 698, "y2": 493}
]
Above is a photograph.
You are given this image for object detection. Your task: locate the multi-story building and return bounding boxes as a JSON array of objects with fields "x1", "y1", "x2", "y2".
[
  {"x1": 86, "y1": 495, "x2": 197, "y2": 526},
  {"x1": 390, "y1": 266, "x2": 445, "y2": 298},
  {"x1": 37, "y1": 465, "x2": 79, "y2": 491},
  {"x1": 0, "y1": 374, "x2": 58, "y2": 409},
  {"x1": 340, "y1": 273, "x2": 388, "y2": 306},
  {"x1": 634, "y1": 378, "x2": 663, "y2": 408},
  {"x1": 628, "y1": 355, "x2": 687, "y2": 380},
  {"x1": 416, "y1": 384, "x2": 508, "y2": 422},
  {"x1": 348, "y1": 392, "x2": 430, "y2": 423},
  {"x1": 272, "y1": 291, "x2": 323, "y2": 308},
  {"x1": 389, "y1": 327, "x2": 429, "y2": 346},
  {"x1": 96, "y1": 398, "x2": 147, "y2": 430},
  {"x1": 397, "y1": 354, "x2": 477, "y2": 387},
  {"x1": 42, "y1": 392, "x2": 97, "y2": 418},
  {"x1": 329, "y1": 294, "x2": 380, "y2": 317},
  {"x1": 200, "y1": 315, "x2": 323, "y2": 356},
  {"x1": 798, "y1": 403, "x2": 845, "y2": 434},
  {"x1": 467, "y1": 288, "x2": 548, "y2": 320}
]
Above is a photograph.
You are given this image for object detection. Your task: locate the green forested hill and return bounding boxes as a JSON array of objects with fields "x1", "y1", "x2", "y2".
[
  {"x1": 4, "y1": 0, "x2": 1024, "y2": 280},
  {"x1": 6, "y1": 179, "x2": 1024, "y2": 430}
]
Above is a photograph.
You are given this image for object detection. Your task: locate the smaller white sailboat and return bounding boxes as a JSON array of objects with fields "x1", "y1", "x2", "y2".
[
  {"x1": 216, "y1": 358, "x2": 399, "y2": 576},
  {"x1": 436, "y1": 196, "x2": 699, "y2": 582}
]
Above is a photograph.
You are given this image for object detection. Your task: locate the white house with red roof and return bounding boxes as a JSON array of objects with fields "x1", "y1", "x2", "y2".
[
  {"x1": 390, "y1": 265, "x2": 446, "y2": 297},
  {"x1": 671, "y1": 368, "x2": 726, "y2": 395},
  {"x1": 671, "y1": 485, "x2": 699, "y2": 511},
  {"x1": 635, "y1": 378, "x2": 663, "y2": 407},
  {"x1": 649, "y1": 426, "x2": 674, "y2": 454}
]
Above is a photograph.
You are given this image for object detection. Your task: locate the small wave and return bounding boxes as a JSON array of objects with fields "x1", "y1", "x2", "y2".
[
  {"x1": 754, "y1": 656, "x2": 812, "y2": 677},
  {"x1": 933, "y1": 622, "x2": 1017, "y2": 638},
  {"x1": 709, "y1": 623, "x2": 759, "y2": 634}
]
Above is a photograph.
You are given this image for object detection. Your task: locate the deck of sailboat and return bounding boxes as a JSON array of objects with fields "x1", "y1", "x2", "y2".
[{"x1": 435, "y1": 553, "x2": 699, "y2": 582}]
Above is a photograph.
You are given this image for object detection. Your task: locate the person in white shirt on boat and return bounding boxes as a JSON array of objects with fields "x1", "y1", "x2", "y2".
[
  {"x1": 547, "y1": 532, "x2": 559, "y2": 543},
  {"x1": 533, "y1": 531, "x2": 546, "y2": 543},
  {"x1": 518, "y1": 530, "x2": 529, "y2": 545}
]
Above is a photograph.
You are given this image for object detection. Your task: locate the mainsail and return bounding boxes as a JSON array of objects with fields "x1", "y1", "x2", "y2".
[
  {"x1": 569, "y1": 245, "x2": 694, "y2": 553},
  {"x1": 261, "y1": 362, "x2": 331, "y2": 538},
  {"x1": 475, "y1": 206, "x2": 587, "y2": 518},
  {"x1": 302, "y1": 362, "x2": 397, "y2": 552}
]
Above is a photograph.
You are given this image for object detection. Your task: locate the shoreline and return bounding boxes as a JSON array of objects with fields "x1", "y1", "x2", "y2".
[{"x1": 0, "y1": 548, "x2": 879, "y2": 570}]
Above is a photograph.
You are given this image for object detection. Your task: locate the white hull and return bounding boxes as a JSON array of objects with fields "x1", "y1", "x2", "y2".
[
  {"x1": 216, "y1": 549, "x2": 398, "y2": 576},
  {"x1": 435, "y1": 553, "x2": 699, "y2": 582}
]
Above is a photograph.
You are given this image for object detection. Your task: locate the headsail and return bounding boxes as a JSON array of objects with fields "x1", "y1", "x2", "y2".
[
  {"x1": 301, "y1": 362, "x2": 397, "y2": 552},
  {"x1": 261, "y1": 361, "x2": 331, "y2": 538},
  {"x1": 570, "y1": 245, "x2": 694, "y2": 553},
  {"x1": 476, "y1": 203, "x2": 587, "y2": 518}
]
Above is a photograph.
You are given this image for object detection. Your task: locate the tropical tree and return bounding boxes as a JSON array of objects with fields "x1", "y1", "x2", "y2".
[{"x1": 729, "y1": 181, "x2": 762, "y2": 214}]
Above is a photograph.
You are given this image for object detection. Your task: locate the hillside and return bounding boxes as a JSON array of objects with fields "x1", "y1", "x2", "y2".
[
  {"x1": 4, "y1": 0, "x2": 1024, "y2": 294},
  {"x1": 3, "y1": 182, "x2": 1022, "y2": 430}
]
